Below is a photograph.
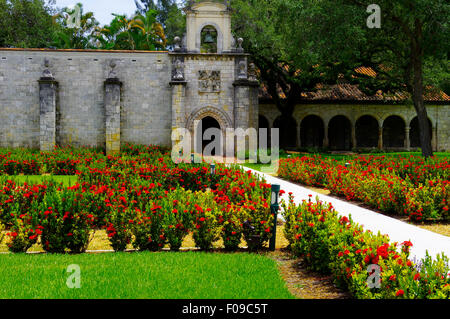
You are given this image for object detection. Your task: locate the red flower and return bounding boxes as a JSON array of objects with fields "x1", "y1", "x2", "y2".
[{"x1": 396, "y1": 290, "x2": 404, "y2": 297}]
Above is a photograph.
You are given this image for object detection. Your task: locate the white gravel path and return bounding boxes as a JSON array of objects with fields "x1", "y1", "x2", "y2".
[{"x1": 244, "y1": 166, "x2": 450, "y2": 262}]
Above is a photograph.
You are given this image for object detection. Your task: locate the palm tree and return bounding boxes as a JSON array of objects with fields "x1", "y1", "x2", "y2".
[
  {"x1": 51, "y1": 3, "x2": 99, "y2": 49},
  {"x1": 93, "y1": 11, "x2": 166, "y2": 51}
]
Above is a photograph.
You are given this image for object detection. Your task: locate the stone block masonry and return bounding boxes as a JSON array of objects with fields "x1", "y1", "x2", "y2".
[{"x1": 0, "y1": 49, "x2": 172, "y2": 149}]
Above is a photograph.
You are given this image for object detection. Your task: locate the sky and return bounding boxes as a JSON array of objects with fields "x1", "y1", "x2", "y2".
[
  {"x1": 53, "y1": 1, "x2": 185, "y2": 26},
  {"x1": 53, "y1": 0, "x2": 141, "y2": 26}
]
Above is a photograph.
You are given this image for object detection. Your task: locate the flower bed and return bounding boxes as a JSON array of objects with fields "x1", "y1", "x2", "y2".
[
  {"x1": 278, "y1": 155, "x2": 449, "y2": 222},
  {"x1": 282, "y1": 194, "x2": 450, "y2": 299},
  {"x1": 0, "y1": 145, "x2": 273, "y2": 253}
]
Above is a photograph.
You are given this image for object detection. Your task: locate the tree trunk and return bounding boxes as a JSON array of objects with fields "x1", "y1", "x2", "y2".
[{"x1": 411, "y1": 21, "x2": 433, "y2": 158}]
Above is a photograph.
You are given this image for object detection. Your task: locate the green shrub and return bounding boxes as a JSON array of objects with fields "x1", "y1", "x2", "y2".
[
  {"x1": 106, "y1": 207, "x2": 133, "y2": 252},
  {"x1": 192, "y1": 192, "x2": 221, "y2": 250},
  {"x1": 39, "y1": 190, "x2": 94, "y2": 253},
  {"x1": 282, "y1": 196, "x2": 450, "y2": 299}
]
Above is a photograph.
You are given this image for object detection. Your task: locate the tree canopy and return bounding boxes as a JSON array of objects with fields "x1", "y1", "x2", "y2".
[
  {"x1": 286, "y1": 0, "x2": 449, "y2": 156},
  {"x1": 0, "y1": 0, "x2": 56, "y2": 48},
  {"x1": 231, "y1": 0, "x2": 449, "y2": 156}
]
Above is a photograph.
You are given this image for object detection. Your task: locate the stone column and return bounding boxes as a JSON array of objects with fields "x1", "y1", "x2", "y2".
[
  {"x1": 351, "y1": 121, "x2": 357, "y2": 149},
  {"x1": 170, "y1": 80, "x2": 187, "y2": 149},
  {"x1": 432, "y1": 126, "x2": 437, "y2": 152},
  {"x1": 323, "y1": 122, "x2": 329, "y2": 148},
  {"x1": 378, "y1": 127, "x2": 383, "y2": 150},
  {"x1": 38, "y1": 59, "x2": 58, "y2": 152},
  {"x1": 405, "y1": 126, "x2": 411, "y2": 151},
  {"x1": 233, "y1": 82, "x2": 250, "y2": 153},
  {"x1": 233, "y1": 79, "x2": 260, "y2": 152},
  {"x1": 169, "y1": 56, "x2": 188, "y2": 151},
  {"x1": 298, "y1": 122, "x2": 302, "y2": 149},
  {"x1": 104, "y1": 77, "x2": 122, "y2": 156}
]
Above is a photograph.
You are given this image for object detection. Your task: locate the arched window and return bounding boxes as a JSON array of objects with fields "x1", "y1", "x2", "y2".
[{"x1": 201, "y1": 26, "x2": 218, "y2": 53}]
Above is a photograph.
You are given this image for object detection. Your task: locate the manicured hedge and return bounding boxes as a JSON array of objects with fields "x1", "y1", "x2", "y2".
[
  {"x1": 282, "y1": 194, "x2": 450, "y2": 299},
  {"x1": 278, "y1": 155, "x2": 449, "y2": 221},
  {"x1": 0, "y1": 145, "x2": 274, "y2": 253}
]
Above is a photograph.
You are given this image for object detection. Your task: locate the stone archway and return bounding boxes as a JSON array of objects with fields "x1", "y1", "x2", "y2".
[
  {"x1": 328, "y1": 115, "x2": 352, "y2": 151},
  {"x1": 273, "y1": 115, "x2": 297, "y2": 150},
  {"x1": 356, "y1": 115, "x2": 379, "y2": 148},
  {"x1": 197, "y1": 116, "x2": 221, "y2": 156},
  {"x1": 301, "y1": 115, "x2": 324, "y2": 148},
  {"x1": 186, "y1": 106, "x2": 233, "y2": 155}
]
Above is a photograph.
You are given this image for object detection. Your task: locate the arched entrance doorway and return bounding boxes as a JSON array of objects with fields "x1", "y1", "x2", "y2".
[
  {"x1": 301, "y1": 115, "x2": 324, "y2": 148},
  {"x1": 383, "y1": 116, "x2": 405, "y2": 148},
  {"x1": 356, "y1": 115, "x2": 379, "y2": 148},
  {"x1": 196, "y1": 116, "x2": 222, "y2": 156},
  {"x1": 328, "y1": 115, "x2": 352, "y2": 150}
]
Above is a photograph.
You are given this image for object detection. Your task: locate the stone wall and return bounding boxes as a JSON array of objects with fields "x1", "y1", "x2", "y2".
[
  {"x1": 259, "y1": 103, "x2": 450, "y2": 151},
  {"x1": 0, "y1": 49, "x2": 171, "y2": 149}
]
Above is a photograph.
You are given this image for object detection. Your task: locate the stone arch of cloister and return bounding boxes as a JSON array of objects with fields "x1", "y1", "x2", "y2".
[{"x1": 259, "y1": 104, "x2": 444, "y2": 151}]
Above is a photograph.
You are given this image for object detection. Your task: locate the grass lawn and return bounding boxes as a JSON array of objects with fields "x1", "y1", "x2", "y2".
[
  {"x1": 0, "y1": 252, "x2": 294, "y2": 299},
  {"x1": 0, "y1": 175, "x2": 78, "y2": 187}
]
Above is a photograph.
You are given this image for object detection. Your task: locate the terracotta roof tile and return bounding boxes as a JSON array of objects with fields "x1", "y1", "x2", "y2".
[{"x1": 260, "y1": 82, "x2": 449, "y2": 103}]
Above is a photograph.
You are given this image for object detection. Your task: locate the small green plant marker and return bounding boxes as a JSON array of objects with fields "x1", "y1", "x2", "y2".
[{"x1": 269, "y1": 184, "x2": 280, "y2": 251}]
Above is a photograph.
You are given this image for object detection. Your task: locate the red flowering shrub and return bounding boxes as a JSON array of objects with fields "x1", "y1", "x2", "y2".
[
  {"x1": 5, "y1": 201, "x2": 41, "y2": 253},
  {"x1": 39, "y1": 189, "x2": 94, "y2": 253},
  {"x1": 192, "y1": 192, "x2": 221, "y2": 251},
  {"x1": 219, "y1": 205, "x2": 244, "y2": 251},
  {"x1": 404, "y1": 181, "x2": 449, "y2": 222},
  {"x1": 106, "y1": 207, "x2": 133, "y2": 252},
  {"x1": 278, "y1": 155, "x2": 450, "y2": 222},
  {"x1": 131, "y1": 203, "x2": 166, "y2": 252},
  {"x1": 160, "y1": 190, "x2": 197, "y2": 251},
  {"x1": 0, "y1": 145, "x2": 275, "y2": 253},
  {"x1": 282, "y1": 196, "x2": 450, "y2": 299}
]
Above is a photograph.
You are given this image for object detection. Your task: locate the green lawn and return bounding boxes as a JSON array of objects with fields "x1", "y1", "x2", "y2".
[
  {"x1": 0, "y1": 252, "x2": 294, "y2": 299},
  {"x1": 0, "y1": 175, "x2": 78, "y2": 187}
]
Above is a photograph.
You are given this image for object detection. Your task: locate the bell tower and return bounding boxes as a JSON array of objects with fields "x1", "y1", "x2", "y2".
[
  {"x1": 185, "y1": 0, "x2": 233, "y2": 53},
  {"x1": 170, "y1": 0, "x2": 259, "y2": 156}
]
